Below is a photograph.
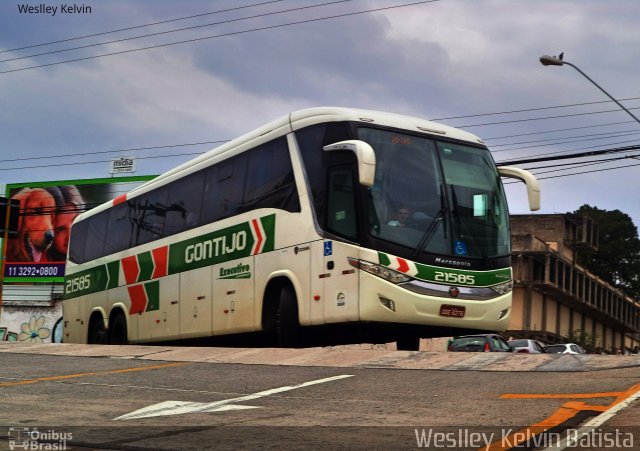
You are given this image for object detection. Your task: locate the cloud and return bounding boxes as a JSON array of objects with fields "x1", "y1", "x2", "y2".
[{"x1": 1, "y1": 0, "x2": 639, "y2": 226}]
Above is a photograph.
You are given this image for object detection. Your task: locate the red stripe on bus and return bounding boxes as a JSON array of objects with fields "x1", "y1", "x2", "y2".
[
  {"x1": 151, "y1": 246, "x2": 168, "y2": 279},
  {"x1": 128, "y1": 284, "x2": 147, "y2": 315},
  {"x1": 397, "y1": 257, "x2": 410, "y2": 273},
  {"x1": 122, "y1": 255, "x2": 140, "y2": 285},
  {"x1": 113, "y1": 194, "x2": 127, "y2": 206},
  {"x1": 251, "y1": 219, "x2": 264, "y2": 255}
]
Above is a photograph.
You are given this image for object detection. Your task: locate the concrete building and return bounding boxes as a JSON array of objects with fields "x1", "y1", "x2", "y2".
[{"x1": 509, "y1": 214, "x2": 640, "y2": 353}]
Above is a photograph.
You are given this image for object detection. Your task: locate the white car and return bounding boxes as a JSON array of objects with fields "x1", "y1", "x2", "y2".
[{"x1": 545, "y1": 343, "x2": 585, "y2": 355}]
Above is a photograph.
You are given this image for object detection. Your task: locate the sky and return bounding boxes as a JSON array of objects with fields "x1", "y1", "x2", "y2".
[{"x1": 1, "y1": 0, "x2": 640, "y2": 229}]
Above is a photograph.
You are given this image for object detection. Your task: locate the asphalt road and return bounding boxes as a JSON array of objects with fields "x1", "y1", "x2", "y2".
[{"x1": 0, "y1": 346, "x2": 638, "y2": 450}]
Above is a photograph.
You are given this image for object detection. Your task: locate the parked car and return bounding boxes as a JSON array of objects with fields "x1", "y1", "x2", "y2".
[
  {"x1": 508, "y1": 339, "x2": 547, "y2": 354},
  {"x1": 544, "y1": 343, "x2": 585, "y2": 355},
  {"x1": 449, "y1": 334, "x2": 512, "y2": 352}
]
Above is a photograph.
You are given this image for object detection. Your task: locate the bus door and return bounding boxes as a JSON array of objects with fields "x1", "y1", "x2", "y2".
[
  {"x1": 179, "y1": 267, "x2": 213, "y2": 339},
  {"x1": 322, "y1": 164, "x2": 360, "y2": 323},
  {"x1": 212, "y1": 256, "x2": 254, "y2": 334}
]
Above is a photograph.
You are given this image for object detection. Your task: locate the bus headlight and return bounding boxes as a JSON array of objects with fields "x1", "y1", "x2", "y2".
[
  {"x1": 348, "y1": 258, "x2": 412, "y2": 284},
  {"x1": 490, "y1": 281, "x2": 513, "y2": 295}
]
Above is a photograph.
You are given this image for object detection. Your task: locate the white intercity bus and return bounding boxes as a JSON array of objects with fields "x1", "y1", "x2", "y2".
[{"x1": 63, "y1": 107, "x2": 540, "y2": 350}]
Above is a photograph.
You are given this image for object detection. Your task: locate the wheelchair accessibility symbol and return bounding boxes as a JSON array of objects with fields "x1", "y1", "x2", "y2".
[
  {"x1": 454, "y1": 241, "x2": 468, "y2": 256},
  {"x1": 324, "y1": 241, "x2": 333, "y2": 256}
]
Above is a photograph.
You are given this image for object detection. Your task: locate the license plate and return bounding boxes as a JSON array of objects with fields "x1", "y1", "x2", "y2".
[{"x1": 440, "y1": 304, "x2": 465, "y2": 318}]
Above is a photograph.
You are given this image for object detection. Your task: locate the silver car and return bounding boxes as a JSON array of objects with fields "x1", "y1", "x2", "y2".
[{"x1": 508, "y1": 339, "x2": 546, "y2": 354}]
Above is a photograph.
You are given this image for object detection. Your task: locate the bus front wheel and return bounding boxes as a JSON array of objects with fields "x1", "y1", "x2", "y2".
[
  {"x1": 396, "y1": 336, "x2": 420, "y2": 351},
  {"x1": 276, "y1": 284, "x2": 301, "y2": 348}
]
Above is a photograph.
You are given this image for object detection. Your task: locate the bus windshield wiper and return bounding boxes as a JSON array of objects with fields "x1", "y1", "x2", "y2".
[
  {"x1": 412, "y1": 182, "x2": 448, "y2": 260},
  {"x1": 411, "y1": 206, "x2": 447, "y2": 260}
]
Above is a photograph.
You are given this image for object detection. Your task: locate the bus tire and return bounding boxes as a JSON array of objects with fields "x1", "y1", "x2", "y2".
[
  {"x1": 88, "y1": 315, "x2": 107, "y2": 344},
  {"x1": 396, "y1": 336, "x2": 420, "y2": 351},
  {"x1": 276, "y1": 284, "x2": 300, "y2": 348},
  {"x1": 109, "y1": 312, "x2": 128, "y2": 345}
]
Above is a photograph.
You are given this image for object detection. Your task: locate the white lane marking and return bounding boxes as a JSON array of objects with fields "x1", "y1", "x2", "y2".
[
  {"x1": 541, "y1": 387, "x2": 640, "y2": 451},
  {"x1": 114, "y1": 374, "x2": 354, "y2": 420}
]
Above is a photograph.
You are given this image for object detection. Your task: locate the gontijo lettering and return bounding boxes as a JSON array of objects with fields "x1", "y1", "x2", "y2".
[{"x1": 185, "y1": 231, "x2": 247, "y2": 263}]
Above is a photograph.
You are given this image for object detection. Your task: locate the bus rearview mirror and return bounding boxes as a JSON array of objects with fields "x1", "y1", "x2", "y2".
[
  {"x1": 323, "y1": 140, "x2": 376, "y2": 187},
  {"x1": 497, "y1": 166, "x2": 541, "y2": 211}
]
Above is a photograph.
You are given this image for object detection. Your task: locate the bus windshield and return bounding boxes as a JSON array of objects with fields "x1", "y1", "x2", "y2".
[{"x1": 358, "y1": 127, "x2": 510, "y2": 259}]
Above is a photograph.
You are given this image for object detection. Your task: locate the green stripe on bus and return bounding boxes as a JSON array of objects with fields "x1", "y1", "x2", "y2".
[
  {"x1": 144, "y1": 281, "x2": 160, "y2": 312},
  {"x1": 378, "y1": 252, "x2": 511, "y2": 287},
  {"x1": 137, "y1": 251, "x2": 154, "y2": 282},
  {"x1": 106, "y1": 261, "x2": 119, "y2": 289},
  {"x1": 260, "y1": 214, "x2": 276, "y2": 252},
  {"x1": 378, "y1": 253, "x2": 391, "y2": 267},
  {"x1": 167, "y1": 215, "x2": 275, "y2": 275},
  {"x1": 64, "y1": 265, "x2": 109, "y2": 299},
  {"x1": 64, "y1": 214, "x2": 276, "y2": 300},
  {"x1": 413, "y1": 262, "x2": 511, "y2": 287}
]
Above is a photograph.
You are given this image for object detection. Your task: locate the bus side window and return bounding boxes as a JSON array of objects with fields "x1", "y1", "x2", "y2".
[
  {"x1": 326, "y1": 166, "x2": 357, "y2": 240},
  {"x1": 133, "y1": 186, "x2": 168, "y2": 246},
  {"x1": 73, "y1": 209, "x2": 109, "y2": 263},
  {"x1": 202, "y1": 155, "x2": 246, "y2": 224},
  {"x1": 104, "y1": 201, "x2": 135, "y2": 255},
  {"x1": 244, "y1": 138, "x2": 300, "y2": 213},
  {"x1": 68, "y1": 218, "x2": 89, "y2": 264},
  {"x1": 165, "y1": 172, "x2": 205, "y2": 235}
]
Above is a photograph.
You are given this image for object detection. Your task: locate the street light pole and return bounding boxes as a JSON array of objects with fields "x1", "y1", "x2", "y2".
[{"x1": 540, "y1": 53, "x2": 640, "y2": 126}]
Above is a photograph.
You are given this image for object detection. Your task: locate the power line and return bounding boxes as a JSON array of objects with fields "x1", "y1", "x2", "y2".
[
  {"x1": 0, "y1": 0, "x2": 289, "y2": 54},
  {"x1": 489, "y1": 128, "x2": 640, "y2": 149},
  {"x1": 496, "y1": 136, "x2": 640, "y2": 161},
  {"x1": 518, "y1": 154, "x2": 640, "y2": 172},
  {"x1": 0, "y1": 0, "x2": 439, "y2": 75},
  {"x1": 457, "y1": 106, "x2": 640, "y2": 128},
  {"x1": 0, "y1": 151, "x2": 204, "y2": 171},
  {"x1": 4, "y1": 117, "x2": 639, "y2": 166},
  {"x1": 491, "y1": 130, "x2": 640, "y2": 153},
  {"x1": 483, "y1": 120, "x2": 638, "y2": 141},
  {"x1": 0, "y1": 0, "x2": 357, "y2": 64},
  {"x1": 3, "y1": 121, "x2": 638, "y2": 169},
  {"x1": 535, "y1": 161, "x2": 640, "y2": 181},
  {"x1": 496, "y1": 144, "x2": 640, "y2": 166},
  {"x1": 431, "y1": 97, "x2": 640, "y2": 121},
  {"x1": 0, "y1": 140, "x2": 229, "y2": 164}
]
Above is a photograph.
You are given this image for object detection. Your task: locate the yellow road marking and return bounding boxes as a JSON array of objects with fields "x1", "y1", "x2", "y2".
[
  {"x1": 481, "y1": 382, "x2": 640, "y2": 451},
  {"x1": 501, "y1": 391, "x2": 623, "y2": 399},
  {"x1": 0, "y1": 361, "x2": 189, "y2": 387}
]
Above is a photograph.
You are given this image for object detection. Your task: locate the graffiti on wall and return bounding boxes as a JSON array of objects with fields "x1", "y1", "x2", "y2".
[
  {"x1": 0, "y1": 315, "x2": 51, "y2": 342},
  {"x1": 0, "y1": 300, "x2": 63, "y2": 343},
  {"x1": 0, "y1": 328, "x2": 18, "y2": 341}
]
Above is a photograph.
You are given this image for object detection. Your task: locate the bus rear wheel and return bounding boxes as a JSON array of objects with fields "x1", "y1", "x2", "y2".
[
  {"x1": 88, "y1": 316, "x2": 107, "y2": 344},
  {"x1": 276, "y1": 284, "x2": 301, "y2": 348},
  {"x1": 109, "y1": 313, "x2": 128, "y2": 345}
]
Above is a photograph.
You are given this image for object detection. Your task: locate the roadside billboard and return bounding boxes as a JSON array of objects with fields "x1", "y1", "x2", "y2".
[{"x1": 2, "y1": 176, "x2": 156, "y2": 283}]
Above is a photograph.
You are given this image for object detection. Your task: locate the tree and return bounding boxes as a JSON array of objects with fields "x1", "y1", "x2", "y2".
[
  {"x1": 566, "y1": 329, "x2": 596, "y2": 352},
  {"x1": 574, "y1": 205, "x2": 640, "y2": 298}
]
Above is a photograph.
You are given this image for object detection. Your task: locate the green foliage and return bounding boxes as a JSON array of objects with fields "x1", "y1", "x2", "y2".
[
  {"x1": 566, "y1": 329, "x2": 596, "y2": 351},
  {"x1": 574, "y1": 205, "x2": 640, "y2": 298}
]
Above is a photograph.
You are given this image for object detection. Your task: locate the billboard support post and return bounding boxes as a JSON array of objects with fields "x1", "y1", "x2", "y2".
[{"x1": 0, "y1": 199, "x2": 13, "y2": 320}]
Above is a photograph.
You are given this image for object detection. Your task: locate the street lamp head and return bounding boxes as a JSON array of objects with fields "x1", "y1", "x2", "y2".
[{"x1": 540, "y1": 54, "x2": 565, "y2": 66}]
